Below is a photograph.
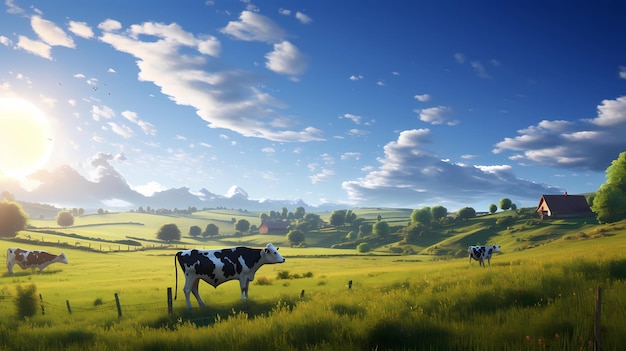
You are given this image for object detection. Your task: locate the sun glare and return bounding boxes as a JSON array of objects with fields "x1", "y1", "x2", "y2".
[{"x1": 0, "y1": 97, "x2": 53, "y2": 179}]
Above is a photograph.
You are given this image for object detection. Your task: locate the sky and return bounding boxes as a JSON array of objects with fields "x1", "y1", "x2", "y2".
[{"x1": 1, "y1": 0, "x2": 626, "y2": 212}]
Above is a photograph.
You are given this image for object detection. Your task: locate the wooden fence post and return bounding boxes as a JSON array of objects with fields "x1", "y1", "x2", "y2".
[
  {"x1": 114, "y1": 293, "x2": 122, "y2": 317},
  {"x1": 39, "y1": 294, "x2": 45, "y2": 315},
  {"x1": 167, "y1": 287, "x2": 173, "y2": 315},
  {"x1": 348, "y1": 280, "x2": 353, "y2": 289},
  {"x1": 595, "y1": 286, "x2": 602, "y2": 351},
  {"x1": 66, "y1": 300, "x2": 72, "y2": 315}
]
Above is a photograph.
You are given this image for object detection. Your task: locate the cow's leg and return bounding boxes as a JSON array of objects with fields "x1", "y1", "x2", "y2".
[
  {"x1": 7, "y1": 262, "x2": 13, "y2": 275},
  {"x1": 183, "y1": 277, "x2": 205, "y2": 309},
  {"x1": 479, "y1": 258, "x2": 485, "y2": 267},
  {"x1": 190, "y1": 278, "x2": 206, "y2": 308},
  {"x1": 240, "y1": 278, "x2": 250, "y2": 300}
]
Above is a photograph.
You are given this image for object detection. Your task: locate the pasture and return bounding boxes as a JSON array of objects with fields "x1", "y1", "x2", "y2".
[{"x1": 1, "y1": 209, "x2": 625, "y2": 350}]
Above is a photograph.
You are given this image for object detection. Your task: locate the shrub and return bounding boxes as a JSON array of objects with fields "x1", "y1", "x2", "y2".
[
  {"x1": 357, "y1": 243, "x2": 371, "y2": 253},
  {"x1": 93, "y1": 298, "x2": 104, "y2": 306},
  {"x1": 15, "y1": 284, "x2": 37, "y2": 319},
  {"x1": 255, "y1": 276, "x2": 272, "y2": 285}
]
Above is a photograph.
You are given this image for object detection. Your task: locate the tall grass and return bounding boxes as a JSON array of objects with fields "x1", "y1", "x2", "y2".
[{"x1": 0, "y1": 252, "x2": 625, "y2": 350}]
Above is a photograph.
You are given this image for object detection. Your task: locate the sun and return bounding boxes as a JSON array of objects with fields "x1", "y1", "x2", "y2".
[{"x1": 0, "y1": 97, "x2": 53, "y2": 179}]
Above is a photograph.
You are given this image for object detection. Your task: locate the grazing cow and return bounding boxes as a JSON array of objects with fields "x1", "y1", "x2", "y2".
[
  {"x1": 6, "y1": 248, "x2": 68, "y2": 274},
  {"x1": 468, "y1": 245, "x2": 500, "y2": 267},
  {"x1": 175, "y1": 243, "x2": 285, "y2": 309}
]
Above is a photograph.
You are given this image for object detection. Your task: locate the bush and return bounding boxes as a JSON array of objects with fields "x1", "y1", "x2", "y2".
[
  {"x1": 357, "y1": 243, "x2": 371, "y2": 253},
  {"x1": 255, "y1": 276, "x2": 272, "y2": 285},
  {"x1": 15, "y1": 284, "x2": 37, "y2": 319}
]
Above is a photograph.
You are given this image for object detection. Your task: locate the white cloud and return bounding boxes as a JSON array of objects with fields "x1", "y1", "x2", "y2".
[
  {"x1": 31, "y1": 16, "x2": 75, "y2": 48},
  {"x1": 295, "y1": 11, "x2": 313, "y2": 24},
  {"x1": 98, "y1": 19, "x2": 122, "y2": 32},
  {"x1": 342, "y1": 129, "x2": 560, "y2": 209},
  {"x1": 341, "y1": 113, "x2": 362, "y2": 124},
  {"x1": 454, "y1": 53, "x2": 465, "y2": 63},
  {"x1": 620, "y1": 66, "x2": 626, "y2": 79},
  {"x1": 0, "y1": 36, "x2": 11, "y2": 46},
  {"x1": 16, "y1": 36, "x2": 51, "y2": 59},
  {"x1": 132, "y1": 181, "x2": 168, "y2": 196},
  {"x1": 349, "y1": 75, "x2": 364, "y2": 81},
  {"x1": 279, "y1": 8, "x2": 291, "y2": 16},
  {"x1": 220, "y1": 11, "x2": 285, "y2": 43},
  {"x1": 415, "y1": 106, "x2": 458, "y2": 125},
  {"x1": 108, "y1": 68, "x2": 116, "y2": 73},
  {"x1": 471, "y1": 61, "x2": 490, "y2": 79},
  {"x1": 91, "y1": 105, "x2": 115, "y2": 121},
  {"x1": 341, "y1": 152, "x2": 360, "y2": 160},
  {"x1": 265, "y1": 41, "x2": 307, "y2": 77},
  {"x1": 414, "y1": 94, "x2": 431, "y2": 102},
  {"x1": 108, "y1": 122, "x2": 135, "y2": 138},
  {"x1": 493, "y1": 96, "x2": 626, "y2": 171},
  {"x1": 262, "y1": 147, "x2": 275, "y2": 153},
  {"x1": 121, "y1": 110, "x2": 157, "y2": 135},
  {"x1": 99, "y1": 19, "x2": 323, "y2": 142},
  {"x1": 310, "y1": 168, "x2": 335, "y2": 184},
  {"x1": 68, "y1": 21, "x2": 94, "y2": 39}
]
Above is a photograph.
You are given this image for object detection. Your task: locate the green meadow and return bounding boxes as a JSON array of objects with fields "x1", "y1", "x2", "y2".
[{"x1": 1, "y1": 208, "x2": 626, "y2": 350}]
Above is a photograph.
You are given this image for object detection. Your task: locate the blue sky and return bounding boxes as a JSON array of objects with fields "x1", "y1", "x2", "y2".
[{"x1": 1, "y1": 0, "x2": 625, "y2": 211}]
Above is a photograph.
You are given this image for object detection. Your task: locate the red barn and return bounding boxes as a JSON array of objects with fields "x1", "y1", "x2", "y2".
[{"x1": 258, "y1": 220, "x2": 291, "y2": 234}]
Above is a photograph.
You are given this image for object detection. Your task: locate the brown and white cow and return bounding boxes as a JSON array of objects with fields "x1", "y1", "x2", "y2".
[
  {"x1": 175, "y1": 243, "x2": 285, "y2": 309},
  {"x1": 6, "y1": 248, "x2": 69, "y2": 274}
]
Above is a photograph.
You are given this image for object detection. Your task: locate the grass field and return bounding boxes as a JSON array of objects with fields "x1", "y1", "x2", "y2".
[{"x1": 0, "y1": 208, "x2": 625, "y2": 350}]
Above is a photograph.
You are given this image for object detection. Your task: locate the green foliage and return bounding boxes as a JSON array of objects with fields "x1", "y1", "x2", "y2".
[
  {"x1": 14, "y1": 284, "x2": 37, "y2": 319},
  {"x1": 330, "y1": 210, "x2": 347, "y2": 227},
  {"x1": 345, "y1": 231, "x2": 357, "y2": 240},
  {"x1": 495, "y1": 216, "x2": 515, "y2": 227},
  {"x1": 411, "y1": 207, "x2": 432, "y2": 226},
  {"x1": 402, "y1": 222, "x2": 424, "y2": 242},
  {"x1": 431, "y1": 206, "x2": 447, "y2": 221},
  {"x1": 489, "y1": 204, "x2": 497, "y2": 214},
  {"x1": 188, "y1": 225, "x2": 201, "y2": 237},
  {"x1": 499, "y1": 198, "x2": 512, "y2": 211},
  {"x1": 456, "y1": 207, "x2": 476, "y2": 220},
  {"x1": 203, "y1": 223, "x2": 219, "y2": 237},
  {"x1": 372, "y1": 220, "x2": 390, "y2": 237},
  {"x1": 56, "y1": 211, "x2": 74, "y2": 227},
  {"x1": 357, "y1": 242, "x2": 371, "y2": 252},
  {"x1": 155, "y1": 223, "x2": 180, "y2": 242},
  {"x1": 286, "y1": 229, "x2": 306, "y2": 246},
  {"x1": 234, "y1": 219, "x2": 250, "y2": 233},
  {"x1": 593, "y1": 152, "x2": 626, "y2": 223},
  {"x1": 0, "y1": 200, "x2": 28, "y2": 237},
  {"x1": 358, "y1": 223, "x2": 372, "y2": 238}
]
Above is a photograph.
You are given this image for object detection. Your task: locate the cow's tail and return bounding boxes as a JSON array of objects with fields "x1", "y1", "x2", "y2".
[{"x1": 174, "y1": 252, "x2": 179, "y2": 300}]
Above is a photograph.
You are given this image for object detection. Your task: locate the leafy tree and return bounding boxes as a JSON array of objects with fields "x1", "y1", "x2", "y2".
[
  {"x1": 260, "y1": 213, "x2": 269, "y2": 221},
  {"x1": 235, "y1": 219, "x2": 251, "y2": 233},
  {"x1": 156, "y1": 223, "x2": 181, "y2": 242},
  {"x1": 431, "y1": 206, "x2": 448, "y2": 222},
  {"x1": 357, "y1": 243, "x2": 371, "y2": 253},
  {"x1": 0, "y1": 200, "x2": 28, "y2": 238},
  {"x1": 489, "y1": 204, "x2": 497, "y2": 214},
  {"x1": 372, "y1": 221, "x2": 390, "y2": 237},
  {"x1": 189, "y1": 225, "x2": 202, "y2": 237},
  {"x1": 303, "y1": 213, "x2": 324, "y2": 230},
  {"x1": 294, "y1": 206, "x2": 306, "y2": 220},
  {"x1": 56, "y1": 211, "x2": 74, "y2": 227},
  {"x1": 281, "y1": 207, "x2": 289, "y2": 219},
  {"x1": 286, "y1": 230, "x2": 306, "y2": 246},
  {"x1": 499, "y1": 198, "x2": 512, "y2": 211},
  {"x1": 510, "y1": 203, "x2": 517, "y2": 211},
  {"x1": 358, "y1": 223, "x2": 373, "y2": 238},
  {"x1": 403, "y1": 222, "x2": 425, "y2": 242},
  {"x1": 592, "y1": 151, "x2": 626, "y2": 223},
  {"x1": 457, "y1": 207, "x2": 476, "y2": 221},
  {"x1": 411, "y1": 207, "x2": 432, "y2": 226},
  {"x1": 330, "y1": 210, "x2": 347, "y2": 227},
  {"x1": 345, "y1": 231, "x2": 357, "y2": 240},
  {"x1": 345, "y1": 210, "x2": 357, "y2": 225},
  {"x1": 203, "y1": 223, "x2": 219, "y2": 238}
]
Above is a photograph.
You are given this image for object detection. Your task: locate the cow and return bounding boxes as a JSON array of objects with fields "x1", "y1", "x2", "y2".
[
  {"x1": 6, "y1": 248, "x2": 68, "y2": 274},
  {"x1": 468, "y1": 245, "x2": 500, "y2": 267},
  {"x1": 174, "y1": 243, "x2": 285, "y2": 309}
]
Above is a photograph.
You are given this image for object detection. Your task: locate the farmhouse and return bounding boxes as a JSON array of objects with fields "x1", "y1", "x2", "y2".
[
  {"x1": 536, "y1": 192, "x2": 594, "y2": 219},
  {"x1": 258, "y1": 220, "x2": 291, "y2": 234}
]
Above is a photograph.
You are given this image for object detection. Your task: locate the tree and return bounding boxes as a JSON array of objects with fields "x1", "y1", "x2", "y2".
[
  {"x1": 189, "y1": 225, "x2": 202, "y2": 237},
  {"x1": 358, "y1": 223, "x2": 373, "y2": 238},
  {"x1": 372, "y1": 221, "x2": 390, "y2": 237},
  {"x1": 294, "y1": 206, "x2": 306, "y2": 220},
  {"x1": 592, "y1": 151, "x2": 626, "y2": 223},
  {"x1": 457, "y1": 207, "x2": 476, "y2": 221},
  {"x1": 489, "y1": 204, "x2": 497, "y2": 214},
  {"x1": 235, "y1": 219, "x2": 251, "y2": 233},
  {"x1": 403, "y1": 222, "x2": 425, "y2": 242},
  {"x1": 330, "y1": 210, "x2": 347, "y2": 227},
  {"x1": 411, "y1": 207, "x2": 432, "y2": 226},
  {"x1": 203, "y1": 223, "x2": 219, "y2": 238},
  {"x1": 156, "y1": 223, "x2": 181, "y2": 242},
  {"x1": 56, "y1": 211, "x2": 74, "y2": 227},
  {"x1": 345, "y1": 210, "x2": 357, "y2": 225},
  {"x1": 357, "y1": 242, "x2": 371, "y2": 253},
  {"x1": 15, "y1": 284, "x2": 37, "y2": 319},
  {"x1": 286, "y1": 230, "x2": 306, "y2": 247},
  {"x1": 303, "y1": 213, "x2": 324, "y2": 230},
  {"x1": 345, "y1": 231, "x2": 357, "y2": 240},
  {"x1": 499, "y1": 198, "x2": 512, "y2": 211},
  {"x1": 0, "y1": 200, "x2": 28, "y2": 237},
  {"x1": 431, "y1": 206, "x2": 448, "y2": 222}
]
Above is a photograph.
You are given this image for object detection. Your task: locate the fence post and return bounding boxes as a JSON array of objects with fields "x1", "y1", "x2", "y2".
[
  {"x1": 348, "y1": 280, "x2": 353, "y2": 289},
  {"x1": 167, "y1": 287, "x2": 173, "y2": 315},
  {"x1": 114, "y1": 293, "x2": 122, "y2": 317},
  {"x1": 39, "y1": 294, "x2": 45, "y2": 315},
  {"x1": 66, "y1": 300, "x2": 72, "y2": 315},
  {"x1": 595, "y1": 286, "x2": 602, "y2": 351}
]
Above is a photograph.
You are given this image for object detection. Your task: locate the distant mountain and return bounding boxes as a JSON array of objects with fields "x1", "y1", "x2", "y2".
[{"x1": 0, "y1": 165, "x2": 337, "y2": 216}]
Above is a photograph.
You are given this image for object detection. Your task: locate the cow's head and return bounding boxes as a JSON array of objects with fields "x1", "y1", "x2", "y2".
[
  {"x1": 263, "y1": 243, "x2": 285, "y2": 264},
  {"x1": 491, "y1": 245, "x2": 501, "y2": 253},
  {"x1": 59, "y1": 253, "x2": 69, "y2": 264}
]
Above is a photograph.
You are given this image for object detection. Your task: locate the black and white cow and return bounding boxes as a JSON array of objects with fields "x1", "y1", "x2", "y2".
[
  {"x1": 6, "y1": 248, "x2": 68, "y2": 274},
  {"x1": 468, "y1": 245, "x2": 500, "y2": 267},
  {"x1": 174, "y1": 243, "x2": 285, "y2": 309}
]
